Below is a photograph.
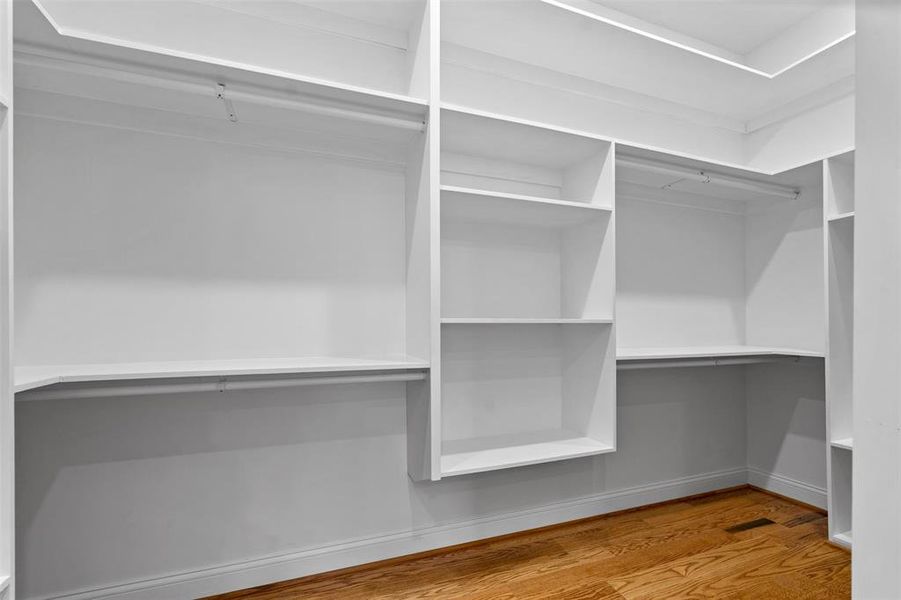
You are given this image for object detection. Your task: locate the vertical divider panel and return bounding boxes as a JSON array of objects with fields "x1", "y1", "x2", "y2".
[
  {"x1": 0, "y1": 0, "x2": 12, "y2": 593},
  {"x1": 406, "y1": 0, "x2": 441, "y2": 481},
  {"x1": 824, "y1": 153, "x2": 855, "y2": 548}
]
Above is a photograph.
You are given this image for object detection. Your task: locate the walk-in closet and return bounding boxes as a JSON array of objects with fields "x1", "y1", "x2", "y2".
[{"x1": 1, "y1": 0, "x2": 895, "y2": 598}]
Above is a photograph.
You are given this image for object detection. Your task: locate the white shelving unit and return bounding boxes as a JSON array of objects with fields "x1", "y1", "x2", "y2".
[
  {"x1": 824, "y1": 151, "x2": 855, "y2": 550},
  {"x1": 431, "y1": 107, "x2": 617, "y2": 479}
]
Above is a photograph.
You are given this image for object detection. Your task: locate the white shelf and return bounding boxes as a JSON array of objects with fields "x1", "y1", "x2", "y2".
[
  {"x1": 828, "y1": 211, "x2": 855, "y2": 222},
  {"x1": 441, "y1": 430, "x2": 614, "y2": 477},
  {"x1": 442, "y1": 318, "x2": 613, "y2": 325},
  {"x1": 441, "y1": 186, "x2": 611, "y2": 228},
  {"x1": 832, "y1": 438, "x2": 854, "y2": 451},
  {"x1": 616, "y1": 345, "x2": 825, "y2": 361},
  {"x1": 14, "y1": 356, "x2": 429, "y2": 394},
  {"x1": 833, "y1": 530, "x2": 852, "y2": 548}
]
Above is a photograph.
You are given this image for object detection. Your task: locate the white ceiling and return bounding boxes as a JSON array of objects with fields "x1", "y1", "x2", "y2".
[
  {"x1": 592, "y1": 0, "x2": 823, "y2": 56},
  {"x1": 441, "y1": 0, "x2": 854, "y2": 127}
]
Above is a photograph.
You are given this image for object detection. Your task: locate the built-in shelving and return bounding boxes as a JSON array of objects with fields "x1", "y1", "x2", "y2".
[
  {"x1": 431, "y1": 107, "x2": 618, "y2": 480},
  {"x1": 441, "y1": 430, "x2": 614, "y2": 477},
  {"x1": 825, "y1": 151, "x2": 855, "y2": 550},
  {"x1": 14, "y1": 357, "x2": 430, "y2": 395}
]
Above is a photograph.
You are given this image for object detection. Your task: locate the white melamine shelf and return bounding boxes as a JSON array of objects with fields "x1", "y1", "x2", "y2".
[
  {"x1": 441, "y1": 430, "x2": 614, "y2": 477},
  {"x1": 441, "y1": 186, "x2": 611, "y2": 228},
  {"x1": 14, "y1": 356, "x2": 429, "y2": 394},
  {"x1": 828, "y1": 211, "x2": 855, "y2": 222},
  {"x1": 833, "y1": 531, "x2": 852, "y2": 548},
  {"x1": 832, "y1": 438, "x2": 854, "y2": 451},
  {"x1": 442, "y1": 103, "x2": 612, "y2": 144},
  {"x1": 616, "y1": 345, "x2": 824, "y2": 361},
  {"x1": 442, "y1": 318, "x2": 613, "y2": 325}
]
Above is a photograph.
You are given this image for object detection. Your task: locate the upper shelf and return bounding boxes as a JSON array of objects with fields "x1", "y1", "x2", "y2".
[
  {"x1": 14, "y1": 1, "x2": 428, "y2": 167},
  {"x1": 15, "y1": 356, "x2": 429, "y2": 394},
  {"x1": 24, "y1": 0, "x2": 431, "y2": 103}
]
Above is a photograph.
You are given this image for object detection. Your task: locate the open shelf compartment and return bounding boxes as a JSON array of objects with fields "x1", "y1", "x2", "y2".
[
  {"x1": 440, "y1": 323, "x2": 616, "y2": 477},
  {"x1": 441, "y1": 106, "x2": 613, "y2": 206}
]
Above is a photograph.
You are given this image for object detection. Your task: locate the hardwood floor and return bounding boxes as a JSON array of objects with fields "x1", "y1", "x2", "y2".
[{"x1": 207, "y1": 487, "x2": 850, "y2": 600}]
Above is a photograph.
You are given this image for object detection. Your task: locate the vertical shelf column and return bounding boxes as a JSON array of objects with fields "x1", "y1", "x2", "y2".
[
  {"x1": 824, "y1": 152, "x2": 854, "y2": 549},
  {"x1": 0, "y1": 0, "x2": 12, "y2": 594},
  {"x1": 405, "y1": 0, "x2": 441, "y2": 481},
  {"x1": 436, "y1": 109, "x2": 617, "y2": 478}
]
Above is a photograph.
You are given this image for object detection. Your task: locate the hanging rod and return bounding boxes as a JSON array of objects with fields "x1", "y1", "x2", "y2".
[
  {"x1": 617, "y1": 355, "x2": 807, "y2": 370},
  {"x1": 16, "y1": 371, "x2": 428, "y2": 402},
  {"x1": 15, "y1": 48, "x2": 426, "y2": 132},
  {"x1": 617, "y1": 155, "x2": 801, "y2": 200}
]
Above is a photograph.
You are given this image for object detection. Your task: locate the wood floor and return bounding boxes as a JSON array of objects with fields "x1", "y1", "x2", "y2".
[{"x1": 208, "y1": 487, "x2": 850, "y2": 600}]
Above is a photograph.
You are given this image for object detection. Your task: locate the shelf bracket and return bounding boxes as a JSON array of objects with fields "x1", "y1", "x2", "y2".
[{"x1": 216, "y1": 83, "x2": 238, "y2": 123}]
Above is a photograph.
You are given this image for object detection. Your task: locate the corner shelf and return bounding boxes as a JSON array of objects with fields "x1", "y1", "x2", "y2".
[
  {"x1": 831, "y1": 438, "x2": 854, "y2": 451},
  {"x1": 14, "y1": 356, "x2": 429, "y2": 395},
  {"x1": 441, "y1": 430, "x2": 615, "y2": 477}
]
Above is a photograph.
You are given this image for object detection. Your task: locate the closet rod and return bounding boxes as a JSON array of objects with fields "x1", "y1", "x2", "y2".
[
  {"x1": 617, "y1": 155, "x2": 800, "y2": 200},
  {"x1": 15, "y1": 49, "x2": 426, "y2": 132},
  {"x1": 617, "y1": 356, "x2": 804, "y2": 370},
  {"x1": 17, "y1": 372, "x2": 428, "y2": 402}
]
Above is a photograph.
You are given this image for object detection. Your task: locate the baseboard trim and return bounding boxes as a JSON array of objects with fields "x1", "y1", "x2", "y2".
[
  {"x1": 747, "y1": 467, "x2": 827, "y2": 510},
  {"x1": 29, "y1": 467, "x2": 749, "y2": 600}
]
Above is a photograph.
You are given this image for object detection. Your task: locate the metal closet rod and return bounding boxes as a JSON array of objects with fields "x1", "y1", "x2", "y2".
[
  {"x1": 15, "y1": 48, "x2": 426, "y2": 132},
  {"x1": 17, "y1": 372, "x2": 428, "y2": 402},
  {"x1": 617, "y1": 155, "x2": 801, "y2": 200}
]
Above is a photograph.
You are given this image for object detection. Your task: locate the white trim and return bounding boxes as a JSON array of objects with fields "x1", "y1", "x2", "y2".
[
  {"x1": 747, "y1": 467, "x2": 827, "y2": 509},
  {"x1": 539, "y1": 0, "x2": 854, "y2": 80},
  {"x1": 25, "y1": 467, "x2": 748, "y2": 600}
]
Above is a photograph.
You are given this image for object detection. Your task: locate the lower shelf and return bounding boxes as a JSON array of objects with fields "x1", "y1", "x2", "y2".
[
  {"x1": 616, "y1": 345, "x2": 824, "y2": 369},
  {"x1": 832, "y1": 530, "x2": 852, "y2": 549},
  {"x1": 14, "y1": 356, "x2": 430, "y2": 394},
  {"x1": 441, "y1": 430, "x2": 614, "y2": 477}
]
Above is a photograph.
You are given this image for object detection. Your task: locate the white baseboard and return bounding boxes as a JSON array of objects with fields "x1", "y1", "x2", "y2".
[
  {"x1": 747, "y1": 467, "x2": 827, "y2": 509},
  {"x1": 31, "y1": 467, "x2": 749, "y2": 600}
]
